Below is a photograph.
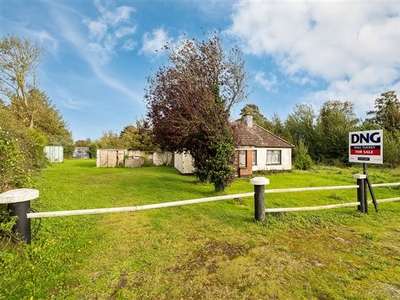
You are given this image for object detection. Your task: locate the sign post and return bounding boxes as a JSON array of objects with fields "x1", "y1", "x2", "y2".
[{"x1": 349, "y1": 130, "x2": 383, "y2": 213}]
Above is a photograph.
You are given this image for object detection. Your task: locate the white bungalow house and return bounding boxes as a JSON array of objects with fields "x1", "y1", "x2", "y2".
[
  {"x1": 174, "y1": 115, "x2": 293, "y2": 176},
  {"x1": 232, "y1": 115, "x2": 293, "y2": 177}
]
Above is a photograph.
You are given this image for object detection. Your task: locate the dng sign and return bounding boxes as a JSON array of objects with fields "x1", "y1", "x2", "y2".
[{"x1": 349, "y1": 130, "x2": 383, "y2": 164}]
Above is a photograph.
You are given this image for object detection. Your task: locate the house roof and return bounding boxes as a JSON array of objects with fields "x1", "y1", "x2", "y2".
[{"x1": 232, "y1": 120, "x2": 294, "y2": 148}]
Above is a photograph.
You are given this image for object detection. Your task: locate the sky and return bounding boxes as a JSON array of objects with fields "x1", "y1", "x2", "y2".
[{"x1": 1, "y1": 0, "x2": 400, "y2": 141}]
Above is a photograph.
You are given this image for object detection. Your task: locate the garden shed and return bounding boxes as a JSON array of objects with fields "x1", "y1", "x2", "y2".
[
  {"x1": 44, "y1": 146, "x2": 64, "y2": 163},
  {"x1": 174, "y1": 152, "x2": 195, "y2": 174},
  {"x1": 72, "y1": 147, "x2": 90, "y2": 159},
  {"x1": 96, "y1": 149, "x2": 126, "y2": 167}
]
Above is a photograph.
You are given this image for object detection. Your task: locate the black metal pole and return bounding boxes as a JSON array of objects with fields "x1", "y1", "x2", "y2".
[
  {"x1": 250, "y1": 177, "x2": 269, "y2": 223},
  {"x1": 254, "y1": 184, "x2": 265, "y2": 222},
  {"x1": 363, "y1": 163, "x2": 368, "y2": 213},
  {"x1": 9, "y1": 201, "x2": 31, "y2": 243},
  {"x1": 1, "y1": 189, "x2": 39, "y2": 244},
  {"x1": 354, "y1": 174, "x2": 367, "y2": 213},
  {"x1": 365, "y1": 175, "x2": 379, "y2": 213}
]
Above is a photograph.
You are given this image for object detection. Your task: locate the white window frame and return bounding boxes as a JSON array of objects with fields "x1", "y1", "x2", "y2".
[
  {"x1": 239, "y1": 150, "x2": 247, "y2": 168},
  {"x1": 266, "y1": 149, "x2": 281, "y2": 165},
  {"x1": 252, "y1": 150, "x2": 257, "y2": 166}
]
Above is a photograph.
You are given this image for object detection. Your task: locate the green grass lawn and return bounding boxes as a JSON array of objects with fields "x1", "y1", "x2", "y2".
[{"x1": 1, "y1": 160, "x2": 400, "y2": 299}]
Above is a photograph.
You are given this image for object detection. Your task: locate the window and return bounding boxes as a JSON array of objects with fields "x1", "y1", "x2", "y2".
[
  {"x1": 252, "y1": 150, "x2": 257, "y2": 166},
  {"x1": 239, "y1": 150, "x2": 247, "y2": 168},
  {"x1": 266, "y1": 150, "x2": 281, "y2": 165}
]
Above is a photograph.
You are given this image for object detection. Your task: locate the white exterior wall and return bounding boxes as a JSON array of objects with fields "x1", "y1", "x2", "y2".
[
  {"x1": 252, "y1": 148, "x2": 292, "y2": 171},
  {"x1": 174, "y1": 152, "x2": 195, "y2": 174},
  {"x1": 174, "y1": 148, "x2": 292, "y2": 174}
]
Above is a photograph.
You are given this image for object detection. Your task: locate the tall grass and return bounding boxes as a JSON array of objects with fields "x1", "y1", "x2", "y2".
[{"x1": 1, "y1": 160, "x2": 399, "y2": 299}]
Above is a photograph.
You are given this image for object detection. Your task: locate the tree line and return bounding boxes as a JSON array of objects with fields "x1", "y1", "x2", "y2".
[
  {"x1": 0, "y1": 35, "x2": 73, "y2": 193},
  {"x1": 239, "y1": 91, "x2": 400, "y2": 170}
]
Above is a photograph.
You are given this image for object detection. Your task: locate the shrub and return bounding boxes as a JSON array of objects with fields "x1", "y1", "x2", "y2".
[
  {"x1": 89, "y1": 143, "x2": 98, "y2": 159},
  {"x1": 293, "y1": 139, "x2": 313, "y2": 170},
  {"x1": 197, "y1": 140, "x2": 236, "y2": 192},
  {"x1": 0, "y1": 127, "x2": 31, "y2": 193}
]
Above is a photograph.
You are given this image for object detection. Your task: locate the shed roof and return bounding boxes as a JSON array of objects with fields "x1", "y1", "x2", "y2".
[{"x1": 232, "y1": 121, "x2": 293, "y2": 148}]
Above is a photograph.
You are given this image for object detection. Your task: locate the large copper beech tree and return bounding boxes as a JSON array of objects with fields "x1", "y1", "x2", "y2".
[{"x1": 145, "y1": 35, "x2": 249, "y2": 191}]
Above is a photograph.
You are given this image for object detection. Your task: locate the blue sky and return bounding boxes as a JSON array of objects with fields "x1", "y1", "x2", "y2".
[{"x1": 2, "y1": 0, "x2": 400, "y2": 141}]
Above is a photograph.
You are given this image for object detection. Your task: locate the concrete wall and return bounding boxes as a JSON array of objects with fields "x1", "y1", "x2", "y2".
[{"x1": 96, "y1": 149, "x2": 172, "y2": 168}]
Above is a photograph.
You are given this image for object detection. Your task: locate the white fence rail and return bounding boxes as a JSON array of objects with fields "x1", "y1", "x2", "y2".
[
  {"x1": 3, "y1": 176, "x2": 400, "y2": 244},
  {"x1": 27, "y1": 182, "x2": 400, "y2": 219},
  {"x1": 27, "y1": 192, "x2": 254, "y2": 219}
]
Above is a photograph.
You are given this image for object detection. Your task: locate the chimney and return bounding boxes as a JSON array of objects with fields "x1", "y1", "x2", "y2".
[{"x1": 244, "y1": 114, "x2": 253, "y2": 128}]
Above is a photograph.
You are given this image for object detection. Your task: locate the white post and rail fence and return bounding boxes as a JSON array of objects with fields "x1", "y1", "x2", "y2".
[{"x1": 1, "y1": 174, "x2": 399, "y2": 244}]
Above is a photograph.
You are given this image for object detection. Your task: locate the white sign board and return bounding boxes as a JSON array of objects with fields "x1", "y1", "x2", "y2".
[{"x1": 349, "y1": 130, "x2": 383, "y2": 164}]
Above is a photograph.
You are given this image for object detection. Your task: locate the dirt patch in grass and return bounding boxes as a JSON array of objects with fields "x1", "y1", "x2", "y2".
[{"x1": 169, "y1": 239, "x2": 250, "y2": 275}]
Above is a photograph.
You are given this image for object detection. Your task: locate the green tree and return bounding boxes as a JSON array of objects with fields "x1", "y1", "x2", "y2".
[
  {"x1": 293, "y1": 139, "x2": 313, "y2": 170},
  {"x1": 0, "y1": 35, "x2": 43, "y2": 129},
  {"x1": 285, "y1": 104, "x2": 317, "y2": 161},
  {"x1": 383, "y1": 131, "x2": 400, "y2": 167},
  {"x1": 98, "y1": 130, "x2": 124, "y2": 149},
  {"x1": 10, "y1": 88, "x2": 73, "y2": 147},
  {"x1": 366, "y1": 91, "x2": 400, "y2": 134},
  {"x1": 75, "y1": 139, "x2": 92, "y2": 147},
  {"x1": 120, "y1": 118, "x2": 159, "y2": 151},
  {"x1": 239, "y1": 104, "x2": 273, "y2": 129},
  {"x1": 315, "y1": 100, "x2": 360, "y2": 164},
  {"x1": 268, "y1": 113, "x2": 290, "y2": 140},
  {"x1": 145, "y1": 35, "x2": 249, "y2": 191}
]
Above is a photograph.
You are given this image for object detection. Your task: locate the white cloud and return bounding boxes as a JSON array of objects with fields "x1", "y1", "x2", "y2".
[
  {"x1": 82, "y1": 0, "x2": 136, "y2": 64},
  {"x1": 227, "y1": 1, "x2": 400, "y2": 117},
  {"x1": 50, "y1": 4, "x2": 141, "y2": 105},
  {"x1": 94, "y1": 0, "x2": 135, "y2": 26},
  {"x1": 84, "y1": 20, "x2": 107, "y2": 40},
  {"x1": 140, "y1": 28, "x2": 171, "y2": 56},
  {"x1": 115, "y1": 26, "x2": 137, "y2": 39},
  {"x1": 122, "y1": 39, "x2": 137, "y2": 51},
  {"x1": 255, "y1": 71, "x2": 277, "y2": 92}
]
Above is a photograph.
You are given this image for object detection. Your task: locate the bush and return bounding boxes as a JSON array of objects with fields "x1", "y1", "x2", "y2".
[
  {"x1": 0, "y1": 127, "x2": 31, "y2": 193},
  {"x1": 293, "y1": 139, "x2": 313, "y2": 170},
  {"x1": 20, "y1": 129, "x2": 47, "y2": 170},
  {"x1": 63, "y1": 144, "x2": 75, "y2": 159},
  {"x1": 196, "y1": 140, "x2": 236, "y2": 192},
  {"x1": 89, "y1": 143, "x2": 98, "y2": 159},
  {"x1": 0, "y1": 205, "x2": 17, "y2": 242}
]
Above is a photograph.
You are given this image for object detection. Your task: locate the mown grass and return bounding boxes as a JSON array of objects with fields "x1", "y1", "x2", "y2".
[{"x1": 1, "y1": 160, "x2": 399, "y2": 299}]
